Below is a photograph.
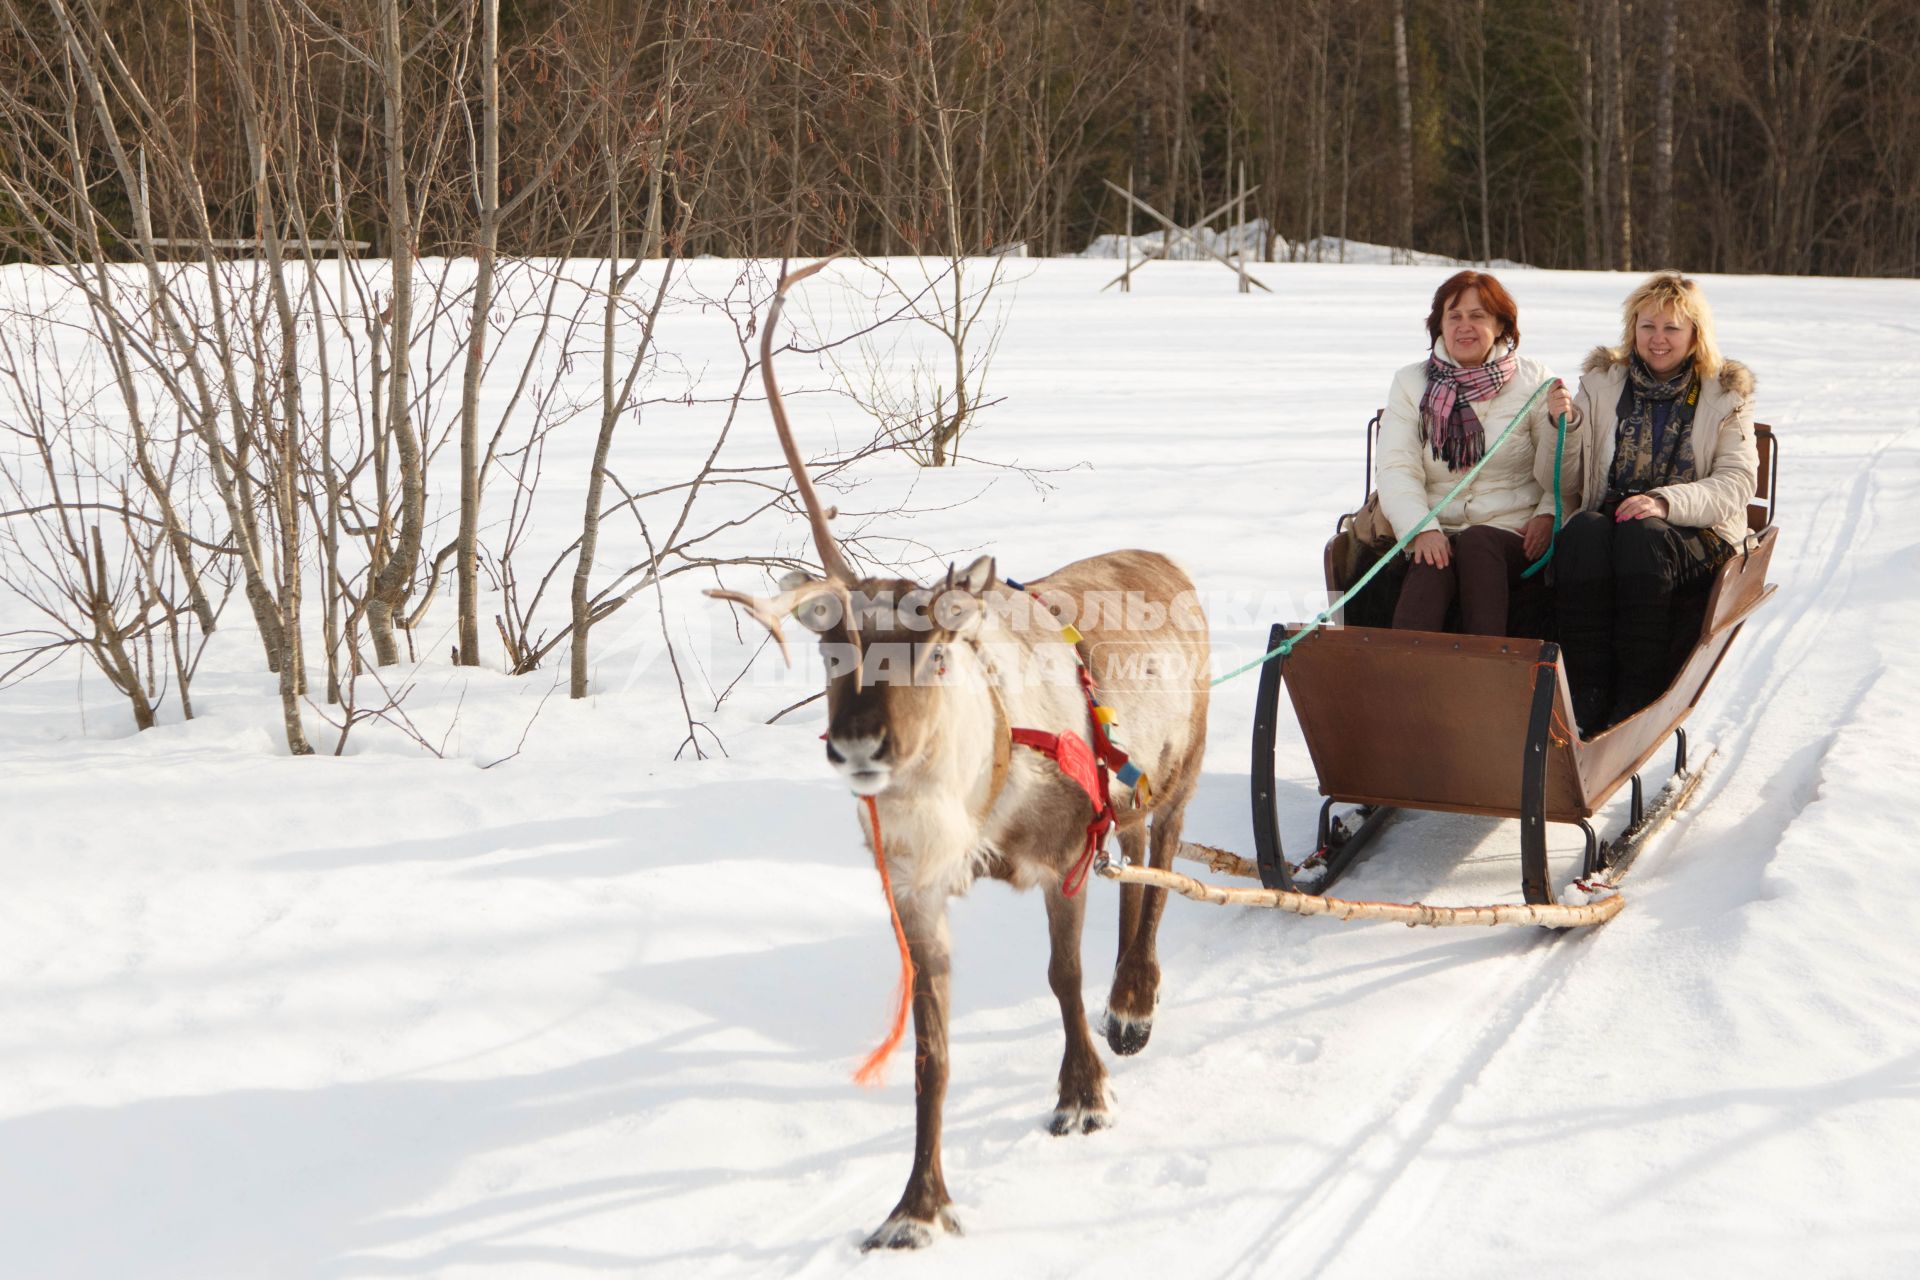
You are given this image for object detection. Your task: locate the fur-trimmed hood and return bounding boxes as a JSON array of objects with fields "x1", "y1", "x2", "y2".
[{"x1": 1580, "y1": 345, "x2": 1755, "y2": 399}]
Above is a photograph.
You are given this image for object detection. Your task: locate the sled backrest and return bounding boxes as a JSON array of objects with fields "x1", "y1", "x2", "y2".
[
  {"x1": 1749, "y1": 423, "x2": 1777, "y2": 532},
  {"x1": 1361, "y1": 408, "x2": 1384, "y2": 504},
  {"x1": 1360, "y1": 411, "x2": 1778, "y2": 533}
]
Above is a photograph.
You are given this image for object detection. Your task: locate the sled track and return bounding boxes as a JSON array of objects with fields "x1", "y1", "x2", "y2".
[
  {"x1": 1206, "y1": 922, "x2": 1591, "y2": 1277},
  {"x1": 1665, "y1": 420, "x2": 1913, "y2": 910}
]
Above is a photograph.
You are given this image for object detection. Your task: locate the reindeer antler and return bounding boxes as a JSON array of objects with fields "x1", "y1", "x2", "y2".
[
  {"x1": 763, "y1": 257, "x2": 856, "y2": 584},
  {"x1": 705, "y1": 576, "x2": 849, "y2": 666},
  {"x1": 708, "y1": 260, "x2": 860, "y2": 666}
]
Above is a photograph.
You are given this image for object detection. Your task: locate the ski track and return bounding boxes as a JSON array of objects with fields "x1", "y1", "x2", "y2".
[
  {"x1": 1665, "y1": 417, "x2": 1912, "y2": 917},
  {"x1": 1208, "y1": 931, "x2": 1574, "y2": 1278}
]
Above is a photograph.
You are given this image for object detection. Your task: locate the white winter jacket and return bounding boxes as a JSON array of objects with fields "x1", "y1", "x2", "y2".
[
  {"x1": 1377, "y1": 351, "x2": 1577, "y2": 540},
  {"x1": 1570, "y1": 347, "x2": 1758, "y2": 548}
]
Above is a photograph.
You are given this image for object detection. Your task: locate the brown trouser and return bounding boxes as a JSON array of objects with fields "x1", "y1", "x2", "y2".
[{"x1": 1391, "y1": 524, "x2": 1530, "y2": 636}]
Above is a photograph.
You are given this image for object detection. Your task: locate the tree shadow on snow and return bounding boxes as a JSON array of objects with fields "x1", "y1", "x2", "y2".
[
  {"x1": 0, "y1": 1027, "x2": 921, "y2": 1279},
  {"x1": 260, "y1": 778, "x2": 847, "y2": 879}
]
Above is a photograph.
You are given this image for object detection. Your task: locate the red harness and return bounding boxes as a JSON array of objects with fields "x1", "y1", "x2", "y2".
[
  {"x1": 834, "y1": 584, "x2": 1141, "y2": 899},
  {"x1": 1010, "y1": 667, "x2": 1133, "y2": 896}
]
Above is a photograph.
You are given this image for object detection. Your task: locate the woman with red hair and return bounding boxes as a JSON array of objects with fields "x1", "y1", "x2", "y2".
[{"x1": 1376, "y1": 270, "x2": 1576, "y2": 634}]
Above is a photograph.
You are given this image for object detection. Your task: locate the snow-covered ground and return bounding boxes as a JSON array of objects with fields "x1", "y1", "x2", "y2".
[{"x1": 4, "y1": 258, "x2": 1919, "y2": 1277}]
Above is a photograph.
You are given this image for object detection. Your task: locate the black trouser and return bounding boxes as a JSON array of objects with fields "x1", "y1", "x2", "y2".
[
  {"x1": 1554, "y1": 509, "x2": 1721, "y2": 731},
  {"x1": 1391, "y1": 524, "x2": 1530, "y2": 636}
]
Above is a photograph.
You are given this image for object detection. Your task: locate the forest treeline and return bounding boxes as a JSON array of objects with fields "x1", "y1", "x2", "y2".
[{"x1": 3, "y1": 0, "x2": 1918, "y2": 276}]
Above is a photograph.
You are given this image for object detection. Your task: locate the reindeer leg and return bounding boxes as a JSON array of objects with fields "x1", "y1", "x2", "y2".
[
  {"x1": 1045, "y1": 879, "x2": 1112, "y2": 1136},
  {"x1": 1105, "y1": 805, "x2": 1183, "y2": 1056},
  {"x1": 1104, "y1": 819, "x2": 1151, "y2": 1051},
  {"x1": 862, "y1": 899, "x2": 961, "y2": 1251}
]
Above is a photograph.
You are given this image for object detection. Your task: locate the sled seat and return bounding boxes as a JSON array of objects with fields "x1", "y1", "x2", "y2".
[{"x1": 1327, "y1": 422, "x2": 1777, "y2": 630}]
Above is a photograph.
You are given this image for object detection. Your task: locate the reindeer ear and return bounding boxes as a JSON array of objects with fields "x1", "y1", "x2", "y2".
[
  {"x1": 926, "y1": 557, "x2": 996, "y2": 635},
  {"x1": 933, "y1": 556, "x2": 997, "y2": 634},
  {"x1": 958, "y1": 555, "x2": 996, "y2": 595},
  {"x1": 777, "y1": 569, "x2": 812, "y2": 591}
]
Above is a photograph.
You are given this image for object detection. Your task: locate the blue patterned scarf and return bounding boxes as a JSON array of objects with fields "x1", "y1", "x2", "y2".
[{"x1": 1608, "y1": 355, "x2": 1700, "y2": 497}]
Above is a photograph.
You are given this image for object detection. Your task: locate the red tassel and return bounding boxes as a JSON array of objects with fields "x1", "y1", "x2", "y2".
[{"x1": 853, "y1": 795, "x2": 916, "y2": 1087}]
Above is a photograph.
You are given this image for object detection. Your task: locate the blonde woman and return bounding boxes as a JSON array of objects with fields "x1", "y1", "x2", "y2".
[{"x1": 1556, "y1": 272, "x2": 1758, "y2": 732}]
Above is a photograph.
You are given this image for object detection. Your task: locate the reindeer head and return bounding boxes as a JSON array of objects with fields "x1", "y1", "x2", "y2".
[
  {"x1": 797, "y1": 557, "x2": 1005, "y2": 795},
  {"x1": 707, "y1": 261, "x2": 1005, "y2": 796}
]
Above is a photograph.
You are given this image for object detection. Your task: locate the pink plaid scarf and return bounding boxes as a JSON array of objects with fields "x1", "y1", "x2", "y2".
[{"x1": 1419, "y1": 348, "x2": 1516, "y2": 471}]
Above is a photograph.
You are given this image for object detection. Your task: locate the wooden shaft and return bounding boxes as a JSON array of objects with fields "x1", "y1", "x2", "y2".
[
  {"x1": 1097, "y1": 861, "x2": 1624, "y2": 929},
  {"x1": 1175, "y1": 842, "x2": 1262, "y2": 880}
]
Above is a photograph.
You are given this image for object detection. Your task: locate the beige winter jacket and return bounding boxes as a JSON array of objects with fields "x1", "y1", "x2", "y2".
[
  {"x1": 1570, "y1": 347, "x2": 1758, "y2": 548},
  {"x1": 1377, "y1": 352, "x2": 1577, "y2": 540}
]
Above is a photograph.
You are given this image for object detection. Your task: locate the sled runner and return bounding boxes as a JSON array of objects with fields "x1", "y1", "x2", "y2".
[{"x1": 1099, "y1": 422, "x2": 1779, "y2": 928}]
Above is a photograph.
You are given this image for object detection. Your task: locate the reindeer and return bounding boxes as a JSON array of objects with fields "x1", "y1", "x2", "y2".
[{"x1": 710, "y1": 260, "x2": 1210, "y2": 1250}]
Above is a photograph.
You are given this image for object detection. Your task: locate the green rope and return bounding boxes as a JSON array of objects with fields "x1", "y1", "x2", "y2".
[
  {"x1": 1211, "y1": 377, "x2": 1562, "y2": 688},
  {"x1": 1519, "y1": 408, "x2": 1570, "y2": 581}
]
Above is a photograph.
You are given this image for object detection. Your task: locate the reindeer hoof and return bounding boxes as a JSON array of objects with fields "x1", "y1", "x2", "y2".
[
  {"x1": 1048, "y1": 1102, "x2": 1113, "y2": 1136},
  {"x1": 861, "y1": 1207, "x2": 960, "y2": 1251},
  {"x1": 1104, "y1": 1011, "x2": 1154, "y2": 1056}
]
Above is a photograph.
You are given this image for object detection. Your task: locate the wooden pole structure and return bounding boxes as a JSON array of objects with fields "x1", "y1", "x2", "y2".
[
  {"x1": 1101, "y1": 858, "x2": 1625, "y2": 929},
  {"x1": 1100, "y1": 182, "x2": 1272, "y2": 292},
  {"x1": 1123, "y1": 166, "x2": 1134, "y2": 294},
  {"x1": 1236, "y1": 161, "x2": 1249, "y2": 294}
]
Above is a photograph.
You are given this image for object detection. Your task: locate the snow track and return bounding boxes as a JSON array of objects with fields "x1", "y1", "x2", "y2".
[{"x1": 1208, "y1": 932, "x2": 1573, "y2": 1278}]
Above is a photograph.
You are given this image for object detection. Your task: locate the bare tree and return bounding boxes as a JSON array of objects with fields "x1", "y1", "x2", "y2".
[
  {"x1": 0, "y1": 305, "x2": 228, "y2": 730},
  {"x1": 559, "y1": 0, "x2": 688, "y2": 699},
  {"x1": 1608, "y1": 0, "x2": 1632, "y2": 270},
  {"x1": 1392, "y1": 0, "x2": 1417, "y2": 262},
  {"x1": 855, "y1": 0, "x2": 1021, "y2": 466},
  {"x1": 1703, "y1": 0, "x2": 1892, "y2": 273},
  {"x1": 1649, "y1": 0, "x2": 1678, "y2": 266},
  {"x1": 454, "y1": 0, "x2": 502, "y2": 667},
  {"x1": 361, "y1": 0, "x2": 427, "y2": 668},
  {"x1": 0, "y1": 0, "x2": 320, "y2": 750}
]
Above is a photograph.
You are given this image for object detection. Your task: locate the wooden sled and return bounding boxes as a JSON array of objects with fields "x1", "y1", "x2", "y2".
[{"x1": 1099, "y1": 425, "x2": 1780, "y2": 929}]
